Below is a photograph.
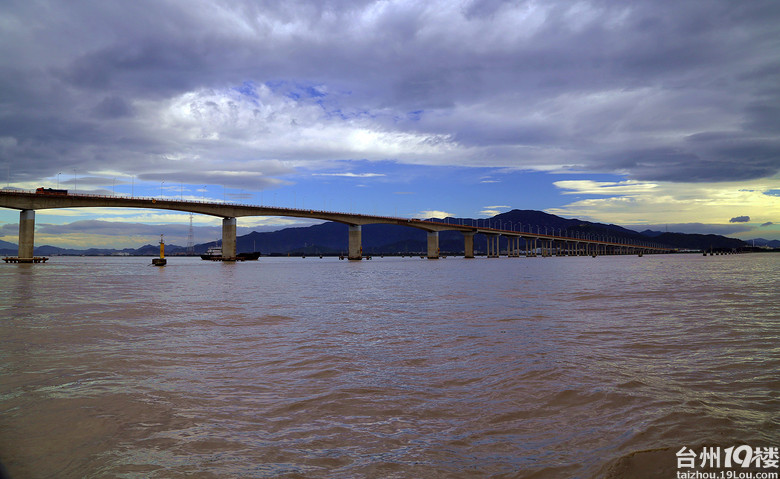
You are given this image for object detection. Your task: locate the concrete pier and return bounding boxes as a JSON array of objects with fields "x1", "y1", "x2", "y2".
[
  {"x1": 463, "y1": 232, "x2": 475, "y2": 258},
  {"x1": 508, "y1": 236, "x2": 521, "y2": 257},
  {"x1": 486, "y1": 234, "x2": 500, "y2": 258},
  {"x1": 427, "y1": 231, "x2": 439, "y2": 259},
  {"x1": 18, "y1": 210, "x2": 35, "y2": 259},
  {"x1": 222, "y1": 217, "x2": 237, "y2": 260},
  {"x1": 348, "y1": 225, "x2": 362, "y2": 260}
]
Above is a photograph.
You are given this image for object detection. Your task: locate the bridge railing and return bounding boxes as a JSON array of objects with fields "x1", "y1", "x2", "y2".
[
  {"x1": 3, "y1": 187, "x2": 441, "y2": 226},
  {"x1": 1, "y1": 188, "x2": 671, "y2": 250}
]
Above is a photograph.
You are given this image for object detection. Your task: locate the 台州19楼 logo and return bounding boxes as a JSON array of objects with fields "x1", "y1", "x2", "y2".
[{"x1": 676, "y1": 446, "x2": 778, "y2": 479}]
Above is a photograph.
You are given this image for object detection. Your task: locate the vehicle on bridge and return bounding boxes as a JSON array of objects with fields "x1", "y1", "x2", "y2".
[{"x1": 35, "y1": 187, "x2": 68, "y2": 195}]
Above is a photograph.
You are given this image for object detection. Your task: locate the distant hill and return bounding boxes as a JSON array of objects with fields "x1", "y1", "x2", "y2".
[
  {"x1": 747, "y1": 238, "x2": 780, "y2": 248},
  {"x1": 645, "y1": 233, "x2": 745, "y2": 251},
  {"x1": 1, "y1": 209, "x2": 753, "y2": 256},
  {"x1": 222, "y1": 209, "x2": 747, "y2": 255},
  {"x1": 0, "y1": 239, "x2": 17, "y2": 255}
]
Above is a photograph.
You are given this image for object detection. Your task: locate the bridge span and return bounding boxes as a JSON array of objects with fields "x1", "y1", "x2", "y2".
[{"x1": 0, "y1": 190, "x2": 672, "y2": 261}]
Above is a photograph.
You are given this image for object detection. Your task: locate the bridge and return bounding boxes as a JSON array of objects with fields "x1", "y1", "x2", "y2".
[{"x1": 0, "y1": 189, "x2": 672, "y2": 262}]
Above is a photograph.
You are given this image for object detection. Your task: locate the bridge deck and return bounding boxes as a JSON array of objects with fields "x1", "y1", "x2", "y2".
[{"x1": 0, "y1": 189, "x2": 672, "y2": 256}]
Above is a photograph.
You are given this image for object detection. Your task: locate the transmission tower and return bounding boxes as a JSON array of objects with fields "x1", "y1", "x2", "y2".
[{"x1": 186, "y1": 213, "x2": 195, "y2": 254}]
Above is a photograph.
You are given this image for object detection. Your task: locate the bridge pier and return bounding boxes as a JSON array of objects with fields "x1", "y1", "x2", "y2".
[
  {"x1": 348, "y1": 225, "x2": 362, "y2": 260},
  {"x1": 486, "y1": 234, "x2": 499, "y2": 257},
  {"x1": 505, "y1": 236, "x2": 514, "y2": 257},
  {"x1": 427, "y1": 231, "x2": 439, "y2": 259},
  {"x1": 18, "y1": 209, "x2": 35, "y2": 259},
  {"x1": 463, "y1": 231, "x2": 475, "y2": 258},
  {"x1": 222, "y1": 217, "x2": 237, "y2": 259}
]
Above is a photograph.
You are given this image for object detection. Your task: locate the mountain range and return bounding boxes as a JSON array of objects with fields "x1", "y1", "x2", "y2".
[
  {"x1": 1, "y1": 209, "x2": 762, "y2": 256},
  {"x1": 744, "y1": 238, "x2": 780, "y2": 248}
]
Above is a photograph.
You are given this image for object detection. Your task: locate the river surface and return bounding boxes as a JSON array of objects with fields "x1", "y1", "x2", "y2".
[{"x1": 1, "y1": 253, "x2": 777, "y2": 478}]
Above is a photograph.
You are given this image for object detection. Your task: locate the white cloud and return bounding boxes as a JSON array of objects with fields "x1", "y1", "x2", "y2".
[
  {"x1": 479, "y1": 209, "x2": 502, "y2": 217},
  {"x1": 553, "y1": 180, "x2": 658, "y2": 195},
  {"x1": 479, "y1": 205, "x2": 510, "y2": 216},
  {"x1": 239, "y1": 216, "x2": 323, "y2": 228},
  {"x1": 90, "y1": 212, "x2": 217, "y2": 225},
  {"x1": 416, "y1": 209, "x2": 452, "y2": 219},
  {"x1": 547, "y1": 178, "x2": 780, "y2": 229},
  {"x1": 147, "y1": 85, "x2": 458, "y2": 167},
  {"x1": 313, "y1": 173, "x2": 386, "y2": 178}
]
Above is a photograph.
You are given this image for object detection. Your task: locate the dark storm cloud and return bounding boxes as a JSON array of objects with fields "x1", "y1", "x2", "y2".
[
  {"x1": 601, "y1": 136, "x2": 780, "y2": 183},
  {"x1": 729, "y1": 216, "x2": 750, "y2": 223},
  {"x1": 1, "y1": 0, "x2": 779, "y2": 186},
  {"x1": 93, "y1": 96, "x2": 135, "y2": 119},
  {"x1": 761, "y1": 221, "x2": 773, "y2": 227},
  {"x1": 0, "y1": 223, "x2": 19, "y2": 236}
]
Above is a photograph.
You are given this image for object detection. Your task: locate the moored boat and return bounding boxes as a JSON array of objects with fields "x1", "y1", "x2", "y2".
[
  {"x1": 237, "y1": 251, "x2": 261, "y2": 260},
  {"x1": 201, "y1": 246, "x2": 260, "y2": 261},
  {"x1": 200, "y1": 246, "x2": 222, "y2": 260}
]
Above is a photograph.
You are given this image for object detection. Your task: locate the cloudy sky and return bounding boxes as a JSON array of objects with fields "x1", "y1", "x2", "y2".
[{"x1": 1, "y1": 0, "x2": 779, "y2": 248}]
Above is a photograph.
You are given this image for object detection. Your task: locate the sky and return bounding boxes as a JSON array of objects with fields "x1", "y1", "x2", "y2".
[{"x1": 1, "y1": 0, "x2": 779, "y2": 248}]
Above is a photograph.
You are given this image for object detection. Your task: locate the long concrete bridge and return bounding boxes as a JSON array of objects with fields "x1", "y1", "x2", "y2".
[{"x1": 0, "y1": 189, "x2": 672, "y2": 261}]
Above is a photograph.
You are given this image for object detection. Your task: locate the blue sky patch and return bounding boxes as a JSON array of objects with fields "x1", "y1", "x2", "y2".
[{"x1": 234, "y1": 81, "x2": 259, "y2": 100}]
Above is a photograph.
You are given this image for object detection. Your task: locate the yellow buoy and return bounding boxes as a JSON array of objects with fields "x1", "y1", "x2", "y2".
[{"x1": 152, "y1": 234, "x2": 167, "y2": 266}]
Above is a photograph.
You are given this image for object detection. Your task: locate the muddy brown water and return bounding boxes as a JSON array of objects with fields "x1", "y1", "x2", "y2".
[{"x1": 1, "y1": 254, "x2": 777, "y2": 478}]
